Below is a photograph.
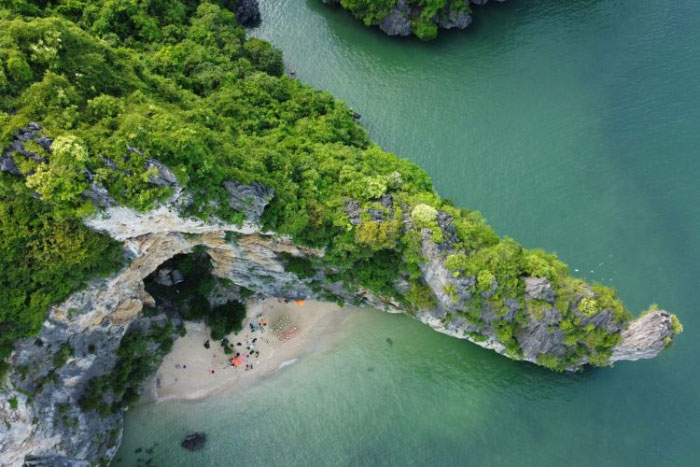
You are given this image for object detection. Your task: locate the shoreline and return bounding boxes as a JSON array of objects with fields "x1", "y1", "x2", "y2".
[{"x1": 140, "y1": 299, "x2": 356, "y2": 404}]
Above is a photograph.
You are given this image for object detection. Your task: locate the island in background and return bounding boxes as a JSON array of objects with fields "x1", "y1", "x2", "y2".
[{"x1": 321, "y1": 0, "x2": 506, "y2": 40}]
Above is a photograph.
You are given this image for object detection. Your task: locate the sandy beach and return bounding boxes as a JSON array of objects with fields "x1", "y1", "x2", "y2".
[{"x1": 143, "y1": 299, "x2": 355, "y2": 402}]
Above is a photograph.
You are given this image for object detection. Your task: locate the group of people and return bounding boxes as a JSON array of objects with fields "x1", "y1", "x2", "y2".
[
  {"x1": 202, "y1": 308, "x2": 302, "y2": 375},
  {"x1": 224, "y1": 314, "x2": 273, "y2": 372},
  {"x1": 270, "y1": 315, "x2": 299, "y2": 341}
]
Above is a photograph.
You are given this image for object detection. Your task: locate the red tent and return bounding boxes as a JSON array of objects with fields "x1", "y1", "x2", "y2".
[{"x1": 231, "y1": 356, "x2": 244, "y2": 367}]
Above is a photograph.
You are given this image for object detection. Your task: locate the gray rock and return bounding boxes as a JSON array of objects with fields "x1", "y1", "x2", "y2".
[
  {"x1": 9, "y1": 139, "x2": 47, "y2": 163},
  {"x1": 379, "y1": 0, "x2": 412, "y2": 36},
  {"x1": 611, "y1": 310, "x2": 676, "y2": 362},
  {"x1": 435, "y1": 211, "x2": 459, "y2": 251},
  {"x1": 100, "y1": 156, "x2": 117, "y2": 171},
  {"x1": 344, "y1": 200, "x2": 363, "y2": 225},
  {"x1": 367, "y1": 208, "x2": 386, "y2": 222},
  {"x1": 145, "y1": 159, "x2": 178, "y2": 187},
  {"x1": 0, "y1": 123, "x2": 58, "y2": 182},
  {"x1": 517, "y1": 317, "x2": 566, "y2": 360},
  {"x1": 480, "y1": 278, "x2": 499, "y2": 299},
  {"x1": 82, "y1": 182, "x2": 115, "y2": 207},
  {"x1": 223, "y1": 181, "x2": 274, "y2": 223},
  {"x1": 0, "y1": 154, "x2": 22, "y2": 176},
  {"x1": 525, "y1": 277, "x2": 555, "y2": 303},
  {"x1": 437, "y1": 8, "x2": 472, "y2": 30},
  {"x1": 126, "y1": 145, "x2": 144, "y2": 156},
  {"x1": 379, "y1": 194, "x2": 394, "y2": 210},
  {"x1": 36, "y1": 136, "x2": 53, "y2": 152},
  {"x1": 577, "y1": 308, "x2": 624, "y2": 334},
  {"x1": 504, "y1": 298, "x2": 520, "y2": 320},
  {"x1": 232, "y1": 0, "x2": 261, "y2": 26}
]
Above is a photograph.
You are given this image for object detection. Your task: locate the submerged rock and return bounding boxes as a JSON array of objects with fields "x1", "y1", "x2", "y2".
[{"x1": 180, "y1": 432, "x2": 207, "y2": 451}]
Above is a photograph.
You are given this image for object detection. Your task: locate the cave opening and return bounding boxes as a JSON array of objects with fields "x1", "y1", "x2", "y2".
[{"x1": 144, "y1": 249, "x2": 247, "y2": 342}]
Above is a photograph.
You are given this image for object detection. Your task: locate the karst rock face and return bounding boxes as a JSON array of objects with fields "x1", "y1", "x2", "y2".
[
  {"x1": 321, "y1": 0, "x2": 508, "y2": 38},
  {"x1": 0, "y1": 166, "x2": 677, "y2": 465}
]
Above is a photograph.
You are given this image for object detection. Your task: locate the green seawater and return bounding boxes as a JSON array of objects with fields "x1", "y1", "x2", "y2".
[{"x1": 116, "y1": 0, "x2": 700, "y2": 464}]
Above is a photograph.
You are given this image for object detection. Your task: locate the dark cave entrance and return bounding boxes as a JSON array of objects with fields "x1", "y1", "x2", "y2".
[{"x1": 144, "y1": 250, "x2": 247, "y2": 343}]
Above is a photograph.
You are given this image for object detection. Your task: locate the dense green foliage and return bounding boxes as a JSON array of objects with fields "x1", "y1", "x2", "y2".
[
  {"x1": 0, "y1": 0, "x2": 679, "y2": 375},
  {"x1": 208, "y1": 300, "x2": 246, "y2": 340},
  {"x1": 329, "y1": 0, "x2": 473, "y2": 40},
  {"x1": 79, "y1": 322, "x2": 174, "y2": 414},
  {"x1": 0, "y1": 180, "x2": 123, "y2": 369}
]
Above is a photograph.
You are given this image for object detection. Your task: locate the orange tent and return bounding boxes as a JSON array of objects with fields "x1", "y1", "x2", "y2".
[
  {"x1": 294, "y1": 300, "x2": 305, "y2": 306},
  {"x1": 231, "y1": 356, "x2": 244, "y2": 367}
]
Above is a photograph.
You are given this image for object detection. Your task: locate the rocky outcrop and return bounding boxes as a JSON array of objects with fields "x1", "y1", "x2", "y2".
[
  {"x1": 525, "y1": 277, "x2": 555, "y2": 303},
  {"x1": 437, "y1": 7, "x2": 472, "y2": 30},
  {"x1": 611, "y1": 310, "x2": 677, "y2": 362},
  {"x1": 0, "y1": 154, "x2": 21, "y2": 176},
  {"x1": 145, "y1": 159, "x2": 178, "y2": 187},
  {"x1": 1, "y1": 122, "x2": 49, "y2": 177},
  {"x1": 0, "y1": 161, "x2": 680, "y2": 465},
  {"x1": 223, "y1": 181, "x2": 275, "y2": 224},
  {"x1": 323, "y1": 0, "x2": 509, "y2": 38},
  {"x1": 231, "y1": 0, "x2": 261, "y2": 27},
  {"x1": 411, "y1": 212, "x2": 679, "y2": 368},
  {"x1": 379, "y1": 0, "x2": 412, "y2": 36}
]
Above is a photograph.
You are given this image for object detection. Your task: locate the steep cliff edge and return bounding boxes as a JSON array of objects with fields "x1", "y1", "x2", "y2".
[
  {"x1": 0, "y1": 183, "x2": 681, "y2": 465},
  {"x1": 321, "y1": 0, "x2": 506, "y2": 40}
]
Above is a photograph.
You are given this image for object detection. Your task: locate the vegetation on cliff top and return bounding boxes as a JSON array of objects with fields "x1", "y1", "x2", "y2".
[
  {"x1": 326, "y1": 0, "x2": 475, "y2": 40},
  {"x1": 0, "y1": 0, "x2": 679, "y2": 376}
]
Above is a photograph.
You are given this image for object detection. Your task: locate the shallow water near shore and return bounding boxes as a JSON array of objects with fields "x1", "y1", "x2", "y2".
[{"x1": 117, "y1": 0, "x2": 700, "y2": 464}]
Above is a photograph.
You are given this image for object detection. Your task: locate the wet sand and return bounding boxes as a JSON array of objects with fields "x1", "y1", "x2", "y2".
[{"x1": 142, "y1": 299, "x2": 355, "y2": 402}]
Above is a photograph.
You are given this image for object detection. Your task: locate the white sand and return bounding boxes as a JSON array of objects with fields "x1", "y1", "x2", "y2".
[{"x1": 142, "y1": 299, "x2": 355, "y2": 402}]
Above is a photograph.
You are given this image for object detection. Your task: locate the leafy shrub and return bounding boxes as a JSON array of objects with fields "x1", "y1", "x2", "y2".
[
  {"x1": 52, "y1": 343, "x2": 74, "y2": 368},
  {"x1": 411, "y1": 204, "x2": 438, "y2": 226},
  {"x1": 208, "y1": 300, "x2": 246, "y2": 340},
  {"x1": 279, "y1": 252, "x2": 316, "y2": 279}
]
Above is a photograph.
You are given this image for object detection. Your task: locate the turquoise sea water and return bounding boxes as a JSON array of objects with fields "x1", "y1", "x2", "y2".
[{"x1": 117, "y1": 1, "x2": 700, "y2": 465}]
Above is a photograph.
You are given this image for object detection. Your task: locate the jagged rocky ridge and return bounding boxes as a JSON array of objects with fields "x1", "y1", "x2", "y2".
[
  {"x1": 0, "y1": 139, "x2": 681, "y2": 464},
  {"x1": 321, "y1": 0, "x2": 505, "y2": 38}
]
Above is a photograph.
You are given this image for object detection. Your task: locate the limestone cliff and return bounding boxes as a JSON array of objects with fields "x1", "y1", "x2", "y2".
[
  {"x1": 0, "y1": 173, "x2": 680, "y2": 465},
  {"x1": 322, "y1": 0, "x2": 506, "y2": 38}
]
